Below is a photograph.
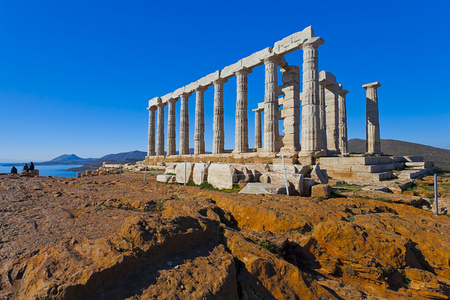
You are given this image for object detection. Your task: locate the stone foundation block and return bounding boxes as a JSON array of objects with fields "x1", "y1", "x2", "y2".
[
  {"x1": 311, "y1": 184, "x2": 331, "y2": 198},
  {"x1": 302, "y1": 178, "x2": 315, "y2": 197},
  {"x1": 239, "y1": 183, "x2": 287, "y2": 195},
  {"x1": 175, "y1": 162, "x2": 195, "y2": 184},
  {"x1": 193, "y1": 162, "x2": 210, "y2": 185},
  {"x1": 157, "y1": 175, "x2": 173, "y2": 183},
  {"x1": 207, "y1": 163, "x2": 238, "y2": 189}
]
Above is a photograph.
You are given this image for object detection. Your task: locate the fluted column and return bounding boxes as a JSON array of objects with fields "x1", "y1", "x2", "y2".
[
  {"x1": 338, "y1": 88, "x2": 349, "y2": 155},
  {"x1": 280, "y1": 65, "x2": 300, "y2": 153},
  {"x1": 253, "y1": 108, "x2": 263, "y2": 149},
  {"x1": 319, "y1": 83, "x2": 327, "y2": 151},
  {"x1": 325, "y1": 85, "x2": 339, "y2": 152},
  {"x1": 234, "y1": 68, "x2": 251, "y2": 153},
  {"x1": 179, "y1": 93, "x2": 192, "y2": 155},
  {"x1": 263, "y1": 56, "x2": 279, "y2": 152},
  {"x1": 194, "y1": 86, "x2": 207, "y2": 154},
  {"x1": 156, "y1": 102, "x2": 167, "y2": 156},
  {"x1": 300, "y1": 37, "x2": 324, "y2": 155},
  {"x1": 213, "y1": 79, "x2": 227, "y2": 154},
  {"x1": 147, "y1": 105, "x2": 156, "y2": 156},
  {"x1": 363, "y1": 82, "x2": 381, "y2": 154},
  {"x1": 167, "y1": 98, "x2": 177, "y2": 156}
]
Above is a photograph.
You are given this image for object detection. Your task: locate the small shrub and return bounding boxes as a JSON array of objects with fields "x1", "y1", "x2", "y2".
[
  {"x1": 199, "y1": 182, "x2": 215, "y2": 190},
  {"x1": 256, "y1": 241, "x2": 278, "y2": 254},
  {"x1": 344, "y1": 266, "x2": 356, "y2": 276},
  {"x1": 171, "y1": 193, "x2": 180, "y2": 200},
  {"x1": 425, "y1": 192, "x2": 434, "y2": 199},
  {"x1": 403, "y1": 276, "x2": 412, "y2": 287},
  {"x1": 186, "y1": 181, "x2": 196, "y2": 186},
  {"x1": 165, "y1": 172, "x2": 176, "y2": 176},
  {"x1": 346, "y1": 216, "x2": 355, "y2": 223}
]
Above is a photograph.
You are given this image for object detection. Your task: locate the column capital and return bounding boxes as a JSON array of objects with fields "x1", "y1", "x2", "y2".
[
  {"x1": 252, "y1": 108, "x2": 264, "y2": 113},
  {"x1": 234, "y1": 67, "x2": 252, "y2": 76},
  {"x1": 213, "y1": 78, "x2": 228, "y2": 85},
  {"x1": 156, "y1": 102, "x2": 167, "y2": 108},
  {"x1": 301, "y1": 37, "x2": 325, "y2": 50},
  {"x1": 168, "y1": 97, "x2": 178, "y2": 104},
  {"x1": 362, "y1": 82, "x2": 381, "y2": 89},
  {"x1": 147, "y1": 105, "x2": 157, "y2": 111},
  {"x1": 263, "y1": 54, "x2": 285, "y2": 66},
  {"x1": 180, "y1": 92, "x2": 193, "y2": 98},
  {"x1": 195, "y1": 86, "x2": 208, "y2": 93}
]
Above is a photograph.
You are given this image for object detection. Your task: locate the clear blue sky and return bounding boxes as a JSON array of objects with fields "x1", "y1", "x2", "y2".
[{"x1": 1, "y1": 0, "x2": 449, "y2": 162}]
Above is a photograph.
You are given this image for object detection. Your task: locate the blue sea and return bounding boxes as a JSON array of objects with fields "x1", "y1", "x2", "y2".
[{"x1": 0, "y1": 164, "x2": 82, "y2": 177}]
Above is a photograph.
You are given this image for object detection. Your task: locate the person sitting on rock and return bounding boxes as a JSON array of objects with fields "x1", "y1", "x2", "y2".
[
  {"x1": 11, "y1": 165, "x2": 17, "y2": 174},
  {"x1": 29, "y1": 162, "x2": 35, "y2": 171},
  {"x1": 23, "y1": 163, "x2": 29, "y2": 172}
]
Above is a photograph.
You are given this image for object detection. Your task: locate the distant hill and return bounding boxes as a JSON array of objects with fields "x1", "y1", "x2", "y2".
[
  {"x1": 39, "y1": 154, "x2": 97, "y2": 165},
  {"x1": 99, "y1": 150, "x2": 147, "y2": 161},
  {"x1": 348, "y1": 138, "x2": 450, "y2": 170}
]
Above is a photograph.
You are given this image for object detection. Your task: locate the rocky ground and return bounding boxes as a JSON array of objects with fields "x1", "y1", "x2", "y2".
[{"x1": 0, "y1": 172, "x2": 449, "y2": 299}]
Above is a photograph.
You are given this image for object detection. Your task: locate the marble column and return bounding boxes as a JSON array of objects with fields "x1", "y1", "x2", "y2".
[
  {"x1": 319, "y1": 83, "x2": 327, "y2": 151},
  {"x1": 253, "y1": 108, "x2": 263, "y2": 149},
  {"x1": 235, "y1": 68, "x2": 251, "y2": 153},
  {"x1": 300, "y1": 37, "x2": 324, "y2": 155},
  {"x1": 156, "y1": 102, "x2": 167, "y2": 156},
  {"x1": 147, "y1": 105, "x2": 156, "y2": 156},
  {"x1": 338, "y1": 88, "x2": 349, "y2": 155},
  {"x1": 324, "y1": 85, "x2": 339, "y2": 153},
  {"x1": 179, "y1": 93, "x2": 191, "y2": 155},
  {"x1": 213, "y1": 79, "x2": 227, "y2": 154},
  {"x1": 263, "y1": 56, "x2": 279, "y2": 152},
  {"x1": 167, "y1": 98, "x2": 177, "y2": 156},
  {"x1": 280, "y1": 65, "x2": 300, "y2": 153},
  {"x1": 194, "y1": 86, "x2": 207, "y2": 154},
  {"x1": 363, "y1": 82, "x2": 381, "y2": 154}
]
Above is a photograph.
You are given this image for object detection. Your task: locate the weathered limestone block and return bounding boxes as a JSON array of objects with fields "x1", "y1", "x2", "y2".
[
  {"x1": 175, "y1": 162, "x2": 195, "y2": 184},
  {"x1": 164, "y1": 163, "x2": 177, "y2": 175},
  {"x1": 193, "y1": 162, "x2": 211, "y2": 185},
  {"x1": 239, "y1": 183, "x2": 287, "y2": 195},
  {"x1": 271, "y1": 163, "x2": 297, "y2": 174},
  {"x1": 296, "y1": 165, "x2": 311, "y2": 175},
  {"x1": 302, "y1": 178, "x2": 316, "y2": 197},
  {"x1": 260, "y1": 172, "x2": 304, "y2": 195},
  {"x1": 362, "y1": 186, "x2": 391, "y2": 193},
  {"x1": 156, "y1": 175, "x2": 173, "y2": 183},
  {"x1": 311, "y1": 164, "x2": 328, "y2": 184},
  {"x1": 234, "y1": 165, "x2": 253, "y2": 183},
  {"x1": 311, "y1": 184, "x2": 331, "y2": 198},
  {"x1": 207, "y1": 163, "x2": 238, "y2": 189},
  {"x1": 242, "y1": 164, "x2": 270, "y2": 182}
]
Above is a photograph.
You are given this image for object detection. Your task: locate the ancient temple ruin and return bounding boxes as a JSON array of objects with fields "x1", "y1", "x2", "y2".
[
  {"x1": 145, "y1": 26, "x2": 436, "y2": 190},
  {"x1": 145, "y1": 26, "x2": 370, "y2": 165}
]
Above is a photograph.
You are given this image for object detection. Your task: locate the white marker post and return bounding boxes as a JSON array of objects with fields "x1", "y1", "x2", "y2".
[
  {"x1": 434, "y1": 173, "x2": 439, "y2": 216},
  {"x1": 282, "y1": 154, "x2": 290, "y2": 196},
  {"x1": 184, "y1": 161, "x2": 187, "y2": 186},
  {"x1": 143, "y1": 165, "x2": 147, "y2": 183}
]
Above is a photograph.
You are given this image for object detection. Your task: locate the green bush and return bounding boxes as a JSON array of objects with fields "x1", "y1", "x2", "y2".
[{"x1": 344, "y1": 266, "x2": 356, "y2": 276}]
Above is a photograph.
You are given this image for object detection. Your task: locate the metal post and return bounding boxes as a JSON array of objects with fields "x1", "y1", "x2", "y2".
[
  {"x1": 434, "y1": 173, "x2": 438, "y2": 216},
  {"x1": 143, "y1": 165, "x2": 147, "y2": 183},
  {"x1": 184, "y1": 161, "x2": 187, "y2": 186},
  {"x1": 282, "y1": 155, "x2": 290, "y2": 196}
]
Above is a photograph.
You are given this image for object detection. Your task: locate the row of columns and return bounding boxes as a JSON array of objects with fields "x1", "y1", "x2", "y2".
[{"x1": 147, "y1": 37, "x2": 326, "y2": 158}]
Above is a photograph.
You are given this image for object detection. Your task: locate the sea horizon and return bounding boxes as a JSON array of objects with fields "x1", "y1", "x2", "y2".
[{"x1": 0, "y1": 164, "x2": 82, "y2": 178}]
